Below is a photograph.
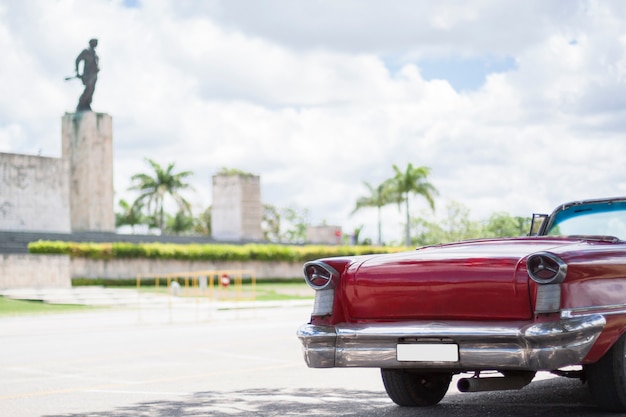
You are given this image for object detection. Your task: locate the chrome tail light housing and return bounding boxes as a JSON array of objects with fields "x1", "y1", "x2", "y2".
[
  {"x1": 527, "y1": 252, "x2": 568, "y2": 313},
  {"x1": 304, "y1": 261, "x2": 339, "y2": 290},
  {"x1": 304, "y1": 261, "x2": 339, "y2": 316},
  {"x1": 527, "y1": 252, "x2": 568, "y2": 284}
]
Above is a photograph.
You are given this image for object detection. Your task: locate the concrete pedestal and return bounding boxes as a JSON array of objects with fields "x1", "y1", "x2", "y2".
[{"x1": 62, "y1": 112, "x2": 114, "y2": 232}]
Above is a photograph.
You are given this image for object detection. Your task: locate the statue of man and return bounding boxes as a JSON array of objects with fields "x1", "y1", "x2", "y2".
[{"x1": 75, "y1": 38, "x2": 99, "y2": 112}]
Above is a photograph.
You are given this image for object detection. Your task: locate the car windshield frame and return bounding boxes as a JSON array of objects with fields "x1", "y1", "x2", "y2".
[{"x1": 541, "y1": 198, "x2": 626, "y2": 240}]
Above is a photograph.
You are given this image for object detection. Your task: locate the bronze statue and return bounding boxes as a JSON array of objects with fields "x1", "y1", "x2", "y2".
[{"x1": 74, "y1": 38, "x2": 100, "y2": 112}]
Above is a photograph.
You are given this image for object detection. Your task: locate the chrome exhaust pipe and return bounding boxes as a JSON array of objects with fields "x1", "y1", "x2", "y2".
[{"x1": 457, "y1": 373, "x2": 534, "y2": 393}]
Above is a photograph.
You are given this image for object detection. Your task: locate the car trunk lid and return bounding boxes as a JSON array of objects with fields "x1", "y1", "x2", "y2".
[{"x1": 343, "y1": 238, "x2": 578, "y2": 321}]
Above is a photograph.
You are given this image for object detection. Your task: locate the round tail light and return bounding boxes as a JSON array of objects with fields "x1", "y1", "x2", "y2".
[
  {"x1": 527, "y1": 252, "x2": 568, "y2": 284},
  {"x1": 303, "y1": 261, "x2": 339, "y2": 290}
]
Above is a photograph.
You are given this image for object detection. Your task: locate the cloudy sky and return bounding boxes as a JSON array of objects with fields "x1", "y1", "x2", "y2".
[{"x1": 2, "y1": 0, "x2": 626, "y2": 243}]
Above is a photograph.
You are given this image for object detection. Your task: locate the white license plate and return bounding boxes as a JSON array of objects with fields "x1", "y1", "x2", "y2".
[{"x1": 396, "y1": 344, "x2": 459, "y2": 362}]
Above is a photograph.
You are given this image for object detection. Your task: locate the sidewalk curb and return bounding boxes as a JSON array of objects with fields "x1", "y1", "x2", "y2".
[{"x1": 0, "y1": 287, "x2": 313, "y2": 309}]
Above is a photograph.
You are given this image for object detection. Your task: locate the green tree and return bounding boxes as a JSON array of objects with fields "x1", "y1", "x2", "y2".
[
  {"x1": 261, "y1": 204, "x2": 310, "y2": 243},
  {"x1": 438, "y1": 201, "x2": 483, "y2": 243},
  {"x1": 129, "y1": 158, "x2": 194, "y2": 234},
  {"x1": 389, "y1": 163, "x2": 438, "y2": 246},
  {"x1": 193, "y1": 206, "x2": 212, "y2": 235},
  {"x1": 483, "y1": 212, "x2": 532, "y2": 237},
  {"x1": 412, "y1": 201, "x2": 482, "y2": 246},
  {"x1": 352, "y1": 181, "x2": 394, "y2": 245},
  {"x1": 165, "y1": 210, "x2": 195, "y2": 235},
  {"x1": 412, "y1": 217, "x2": 446, "y2": 246},
  {"x1": 281, "y1": 207, "x2": 310, "y2": 243},
  {"x1": 411, "y1": 203, "x2": 533, "y2": 246},
  {"x1": 262, "y1": 204, "x2": 281, "y2": 242},
  {"x1": 115, "y1": 199, "x2": 145, "y2": 233},
  {"x1": 349, "y1": 225, "x2": 373, "y2": 246}
]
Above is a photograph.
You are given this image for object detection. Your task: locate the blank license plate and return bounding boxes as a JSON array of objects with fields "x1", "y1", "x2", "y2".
[{"x1": 397, "y1": 344, "x2": 459, "y2": 362}]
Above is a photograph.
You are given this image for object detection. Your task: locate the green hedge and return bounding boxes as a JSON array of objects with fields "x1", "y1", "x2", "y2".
[{"x1": 28, "y1": 240, "x2": 409, "y2": 262}]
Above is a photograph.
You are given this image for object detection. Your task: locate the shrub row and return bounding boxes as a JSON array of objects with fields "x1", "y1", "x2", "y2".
[{"x1": 28, "y1": 240, "x2": 409, "y2": 262}]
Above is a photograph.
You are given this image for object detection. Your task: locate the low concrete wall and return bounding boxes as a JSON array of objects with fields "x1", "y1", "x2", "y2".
[
  {"x1": 0, "y1": 254, "x2": 71, "y2": 289},
  {"x1": 70, "y1": 258, "x2": 303, "y2": 280},
  {"x1": 0, "y1": 255, "x2": 303, "y2": 289}
]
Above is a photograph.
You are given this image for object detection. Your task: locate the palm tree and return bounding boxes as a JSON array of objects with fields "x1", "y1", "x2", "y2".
[
  {"x1": 129, "y1": 158, "x2": 194, "y2": 234},
  {"x1": 352, "y1": 181, "x2": 394, "y2": 245},
  {"x1": 115, "y1": 199, "x2": 145, "y2": 233},
  {"x1": 389, "y1": 163, "x2": 438, "y2": 246}
]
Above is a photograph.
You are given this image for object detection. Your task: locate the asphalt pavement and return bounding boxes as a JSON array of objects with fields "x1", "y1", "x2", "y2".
[{"x1": 0, "y1": 289, "x2": 613, "y2": 417}]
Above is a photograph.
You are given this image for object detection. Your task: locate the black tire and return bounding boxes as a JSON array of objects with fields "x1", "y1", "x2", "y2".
[
  {"x1": 381, "y1": 369, "x2": 452, "y2": 406},
  {"x1": 585, "y1": 333, "x2": 626, "y2": 412}
]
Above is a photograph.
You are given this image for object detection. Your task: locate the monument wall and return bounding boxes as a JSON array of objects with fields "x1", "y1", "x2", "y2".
[
  {"x1": 306, "y1": 225, "x2": 343, "y2": 245},
  {"x1": 0, "y1": 152, "x2": 70, "y2": 232}
]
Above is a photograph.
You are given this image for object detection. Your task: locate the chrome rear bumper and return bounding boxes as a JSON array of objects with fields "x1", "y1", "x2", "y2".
[{"x1": 297, "y1": 314, "x2": 606, "y2": 370}]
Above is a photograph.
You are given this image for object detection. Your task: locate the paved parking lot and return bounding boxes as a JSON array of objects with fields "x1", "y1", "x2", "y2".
[{"x1": 0, "y1": 297, "x2": 613, "y2": 416}]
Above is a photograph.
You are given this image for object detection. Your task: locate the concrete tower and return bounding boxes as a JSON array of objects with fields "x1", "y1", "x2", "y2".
[{"x1": 211, "y1": 173, "x2": 262, "y2": 241}]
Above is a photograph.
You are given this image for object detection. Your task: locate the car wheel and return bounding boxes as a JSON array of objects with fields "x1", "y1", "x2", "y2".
[
  {"x1": 381, "y1": 369, "x2": 452, "y2": 406},
  {"x1": 585, "y1": 333, "x2": 626, "y2": 412}
]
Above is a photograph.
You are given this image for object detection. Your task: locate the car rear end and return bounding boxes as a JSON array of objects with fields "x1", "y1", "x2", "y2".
[{"x1": 298, "y1": 239, "x2": 606, "y2": 372}]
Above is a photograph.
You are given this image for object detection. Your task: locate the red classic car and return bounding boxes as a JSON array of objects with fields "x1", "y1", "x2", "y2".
[{"x1": 297, "y1": 197, "x2": 626, "y2": 411}]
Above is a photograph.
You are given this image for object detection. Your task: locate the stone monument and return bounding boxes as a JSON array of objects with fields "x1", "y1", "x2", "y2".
[
  {"x1": 0, "y1": 37, "x2": 113, "y2": 234},
  {"x1": 61, "y1": 38, "x2": 114, "y2": 232},
  {"x1": 211, "y1": 173, "x2": 262, "y2": 241},
  {"x1": 74, "y1": 38, "x2": 99, "y2": 112}
]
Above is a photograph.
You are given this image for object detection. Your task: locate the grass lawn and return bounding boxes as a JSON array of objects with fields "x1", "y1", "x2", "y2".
[
  {"x1": 248, "y1": 281, "x2": 314, "y2": 301},
  {"x1": 0, "y1": 297, "x2": 93, "y2": 316},
  {"x1": 0, "y1": 281, "x2": 314, "y2": 316}
]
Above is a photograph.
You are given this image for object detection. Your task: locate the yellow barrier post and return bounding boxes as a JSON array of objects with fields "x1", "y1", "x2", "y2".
[{"x1": 132, "y1": 269, "x2": 256, "y2": 322}]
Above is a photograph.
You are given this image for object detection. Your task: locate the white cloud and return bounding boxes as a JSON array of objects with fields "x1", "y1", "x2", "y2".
[{"x1": 2, "y1": 0, "x2": 626, "y2": 243}]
